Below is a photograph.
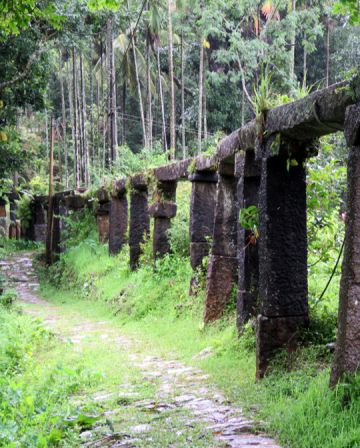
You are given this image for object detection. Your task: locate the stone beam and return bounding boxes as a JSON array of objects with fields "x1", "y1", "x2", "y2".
[
  {"x1": 109, "y1": 179, "x2": 128, "y2": 255},
  {"x1": 218, "y1": 75, "x2": 360, "y2": 161},
  {"x1": 189, "y1": 171, "x2": 218, "y2": 294},
  {"x1": 129, "y1": 176, "x2": 150, "y2": 270},
  {"x1": 236, "y1": 151, "x2": 261, "y2": 330},
  {"x1": 149, "y1": 181, "x2": 177, "y2": 259},
  {"x1": 204, "y1": 162, "x2": 239, "y2": 322},
  {"x1": 330, "y1": 103, "x2": 360, "y2": 387},
  {"x1": 256, "y1": 142, "x2": 308, "y2": 379}
]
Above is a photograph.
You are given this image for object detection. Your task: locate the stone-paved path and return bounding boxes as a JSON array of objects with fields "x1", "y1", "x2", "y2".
[{"x1": 1, "y1": 252, "x2": 281, "y2": 448}]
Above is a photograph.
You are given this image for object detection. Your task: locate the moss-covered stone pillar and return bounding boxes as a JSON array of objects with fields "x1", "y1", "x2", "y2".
[
  {"x1": 330, "y1": 103, "x2": 360, "y2": 387},
  {"x1": 256, "y1": 139, "x2": 308, "y2": 379},
  {"x1": 204, "y1": 162, "x2": 239, "y2": 323},
  {"x1": 149, "y1": 181, "x2": 177, "y2": 259},
  {"x1": 32, "y1": 195, "x2": 47, "y2": 242},
  {"x1": 109, "y1": 179, "x2": 128, "y2": 255},
  {"x1": 129, "y1": 175, "x2": 150, "y2": 270},
  {"x1": 96, "y1": 188, "x2": 111, "y2": 244},
  {"x1": 236, "y1": 151, "x2": 261, "y2": 330},
  {"x1": 188, "y1": 170, "x2": 218, "y2": 294}
]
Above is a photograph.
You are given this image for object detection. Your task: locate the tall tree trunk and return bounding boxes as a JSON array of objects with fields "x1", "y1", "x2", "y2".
[
  {"x1": 122, "y1": 82, "x2": 126, "y2": 145},
  {"x1": 80, "y1": 52, "x2": 90, "y2": 186},
  {"x1": 89, "y1": 43, "x2": 95, "y2": 166},
  {"x1": 96, "y1": 76, "x2": 101, "y2": 170},
  {"x1": 157, "y1": 48, "x2": 168, "y2": 152},
  {"x1": 325, "y1": 19, "x2": 330, "y2": 88},
  {"x1": 107, "y1": 17, "x2": 117, "y2": 164},
  {"x1": 72, "y1": 48, "x2": 79, "y2": 189},
  {"x1": 59, "y1": 50, "x2": 68, "y2": 189},
  {"x1": 45, "y1": 108, "x2": 49, "y2": 158},
  {"x1": 76, "y1": 53, "x2": 84, "y2": 185},
  {"x1": 146, "y1": 33, "x2": 153, "y2": 150},
  {"x1": 197, "y1": 36, "x2": 204, "y2": 154},
  {"x1": 130, "y1": 21, "x2": 148, "y2": 148},
  {"x1": 203, "y1": 49, "x2": 207, "y2": 142},
  {"x1": 303, "y1": 43, "x2": 307, "y2": 88},
  {"x1": 180, "y1": 30, "x2": 186, "y2": 159},
  {"x1": 289, "y1": 0, "x2": 297, "y2": 85},
  {"x1": 100, "y1": 39, "x2": 106, "y2": 174},
  {"x1": 167, "y1": 0, "x2": 176, "y2": 157},
  {"x1": 45, "y1": 120, "x2": 55, "y2": 265},
  {"x1": 67, "y1": 59, "x2": 75, "y2": 188}
]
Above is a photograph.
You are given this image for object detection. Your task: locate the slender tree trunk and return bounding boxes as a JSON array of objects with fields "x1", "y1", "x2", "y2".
[
  {"x1": 107, "y1": 17, "x2": 117, "y2": 164},
  {"x1": 45, "y1": 108, "x2": 49, "y2": 158},
  {"x1": 80, "y1": 52, "x2": 90, "y2": 186},
  {"x1": 90, "y1": 43, "x2": 95, "y2": 166},
  {"x1": 180, "y1": 30, "x2": 186, "y2": 159},
  {"x1": 326, "y1": 19, "x2": 330, "y2": 88},
  {"x1": 122, "y1": 82, "x2": 126, "y2": 145},
  {"x1": 100, "y1": 40, "x2": 106, "y2": 174},
  {"x1": 72, "y1": 48, "x2": 79, "y2": 189},
  {"x1": 203, "y1": 49, "x2": 207, "y2": 142},
  {"x1": 45, "y1": 120, "x2": 55, "y2": 265},
  {"x1": 241, "y1": 88, "x2": 245, "y2": 126},
  {"x1": 289, "y1": 0, "x2": 297, "y2": 85},
  {"x1": 130, "y1": 22, "x2": 148, "y2": 148},
  {"x1": 198, "y1": 36, "x2": 204, "y2": 154},
  {"x1": 67, "y1": 59, "x2": 75, "y2": 188},
  {"x1": 146, "y1": 33, "x2": 153, "y2": 150},
  {"x1": 167, "y1": 0, "x2": 176, "y2": 157},
  {"x1": 157, "y1": 48, "x2": 168, "y2": 152},
  {"x1": 96, "y1": 76, "x2": 101, "y2": 170},
  {"x1": 76, "y1": 53, "x2": 84, "y2": 185},
  {"x1": 59, "y1": 50, "x2": 68, "y2": 189},
  {"x1": 303, "y1": 44, "x2": 307, "y2": 88}
]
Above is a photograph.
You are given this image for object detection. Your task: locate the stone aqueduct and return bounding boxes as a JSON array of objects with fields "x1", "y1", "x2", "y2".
[{"x1": 1, "y1": 75, "x2": 360, "y2": 383}]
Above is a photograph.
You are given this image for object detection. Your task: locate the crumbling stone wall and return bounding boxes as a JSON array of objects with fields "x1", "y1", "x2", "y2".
[{"x1": 96, "y1": 188, "x2": 111, "y2": 244}]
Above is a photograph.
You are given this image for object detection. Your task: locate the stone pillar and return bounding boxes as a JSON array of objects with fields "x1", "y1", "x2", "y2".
[
  {"x1": 129, "y1": 175, "x2": 150, "y2": 270},
  {"x1": 204, "y1": 162, "x2": 239, "y2": 323},
  {"x1": 33, "y1": 195, "x2": 47, "y2": 242},
  {"x1": 8, "y1": 193, "x2": 18, "y2": 239},
  {"x1": 188, "y1": 171, "x2": 218, "y2": 293},
  {"x1": 96, "y1": 188, "x2": 111, "y2": 244},
  {"x1": 109, "y1": 179, "x2": 128, "y2": 255},
  {"x1": 149, "y1": 181, "x2": 177, "y2": 259},
  {"x1": 330, "y1": 103, "x2": 360, "y2": 387},
  {"x1": 0, "y1": 198, "x2": 7, "y2": 238},
  {"x1": 257, "y1": 145, "x2": 308, "y2": 379},
  {"x1": 236, "y1": 151, "x2": 261, "y2": 330}
]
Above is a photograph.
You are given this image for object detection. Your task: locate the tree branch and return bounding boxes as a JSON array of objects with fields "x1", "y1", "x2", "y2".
[{"x1": 0, "y1": 45, "x2": 47, "y2": 91}]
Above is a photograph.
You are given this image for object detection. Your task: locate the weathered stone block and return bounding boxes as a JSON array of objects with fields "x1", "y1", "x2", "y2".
[
  {"x1": 258, "y1": 154, "x2": 308, "y2": 318},
  {"x1": 112, "y1": 178, "x2": 127, "y2": 197},
  {"x1": 130, "y1": 174, "x2": 147, "y2": 191},
  {"x1": 129, "y1": 189, "x2": 149, "y2": 270},
  {"x1": 211, "y1": 174, "x2": 238, "y2": 257},
  {"x1": 331, "y1": 105, "x2": 360, "y2": 386},
  {"x1": 188, "y1": 171, "x2": 218, "y2": 183},
  {"x1": 65, "y1": 194, "x2": 86, "y2": 211},
  {"x1": 190, "y1": 242, "x2": 210, "y2": 271},
  {"x1": 153, "y1": 159, "x2": 191, "y2": 181},
  {"x1": 97, "y1": 214, "x2": 110, "y2": 243},
  {"x1": 97, "y1": 187, "x2": 110, "y2": 204},
  {"x1": 153, "y1": 218, "x2": 172, "y2": 258},
  {"x1": 204, "y1": 254, "x2": 238, "y2": 322},
  {"x1": 149, "y1": 202, "x2": 177, "y2": 219},
  {"x1": 189, "y1": 180, "x2": 217, "y2": 243},
  {"x1": 34, "y1": 224, "x2": 46, "y2": 242},
  {"x1": 256, "y1": 314, "x2": 308, "y2": 379},
  {"x1": 109, "y1": 195, "x2": 128, "y2": 255}
]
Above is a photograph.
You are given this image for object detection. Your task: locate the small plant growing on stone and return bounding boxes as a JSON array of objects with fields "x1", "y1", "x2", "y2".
[{"x1": 239, "y1": 205, "x2": 260, "y2": 247}]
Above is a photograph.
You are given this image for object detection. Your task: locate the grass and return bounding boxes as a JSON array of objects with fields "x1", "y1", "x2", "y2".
[{"x1": 34, "y1": 229, "x2": 360, "y2": 448}]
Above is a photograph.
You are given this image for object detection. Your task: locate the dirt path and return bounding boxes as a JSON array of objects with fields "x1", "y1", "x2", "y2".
[{"x1": 1, "y1": 252, "x2": 281, "y2": 448}]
